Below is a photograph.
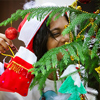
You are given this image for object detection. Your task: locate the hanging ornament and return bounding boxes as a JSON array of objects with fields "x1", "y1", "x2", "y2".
[
  {"x1": 59, "y1": 64, "x2": 87, "y2": 100},
  {"x1": 94, "y1": 9, "x2": 100, "y2": 14},
  {"x1": 78, "y1": 0, "x2": 91, "y2": 4},
  {"x1": 76, "y1": 6, "x2": 82, "y2": 10},
  {"x1": 5, "y1": 27, "x2": 18, "y2": 40},
  {"x1": 59, "y1": 76, "x2": 86, "y2": 100},
  {"x1": 95, "y1": 66, "x2": 100, "y2": 78},
  {"x1": 0, "y1": 46, "x2": 36, "y2": 96},
  {"x1": 70, "y1": 0, "x2": 78, "y2": 8}
]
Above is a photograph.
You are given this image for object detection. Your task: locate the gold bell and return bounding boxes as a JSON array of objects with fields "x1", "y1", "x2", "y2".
[
  {"x1": 95, "y1": 66, "x2": 100, "y2": 78},
  {"x1": 76, "y1": 6, "x2": 82, "y2": 10},
  {"x1": 95, "y1": 9, "x2": 100, "y2": 14}
]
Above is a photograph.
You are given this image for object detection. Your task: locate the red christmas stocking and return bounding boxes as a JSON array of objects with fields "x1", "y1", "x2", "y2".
[{"x1": 0, "y1": 46, "x2": 37, "y2": 96}]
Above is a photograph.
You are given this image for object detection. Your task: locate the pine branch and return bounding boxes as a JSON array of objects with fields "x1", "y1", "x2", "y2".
[
  {"x1": 62, "y1": 13, "x2": 98, "y2": 36},
  {"x1": 73, "y1": 42, "x2": 85, "y2": 64},
  {"x1": 60, "y1": 48, "x2": 70, "y2": 65},
  {"x1": 0, "y1": 6, "x2": 84, "y2": 27},
  {"x1": 29, "y1": 41, "x2": 86, "y2": 77},
  {"x1": 91, "y1": 40, "x2": 99, "y2": 59}
]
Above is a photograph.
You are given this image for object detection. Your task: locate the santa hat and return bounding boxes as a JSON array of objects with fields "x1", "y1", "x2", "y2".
[{"x1": 18, "y1": 2, "x2": 56, "y2": 53}]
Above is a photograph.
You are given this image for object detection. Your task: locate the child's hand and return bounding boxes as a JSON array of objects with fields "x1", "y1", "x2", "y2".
[{"x1": 0, "y1": 33, "x2": 14, "y2": 53}]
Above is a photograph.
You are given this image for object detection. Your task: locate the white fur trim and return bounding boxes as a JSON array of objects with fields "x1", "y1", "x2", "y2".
[
  {"x1": 0, "y1": 62, "x2": 4, "y2": 75},
  {"x1": 18, "y1": 17, "x2": 45, "y2": 47},
  {"x1": 15, "y1": 46, "x2": 37, "y2": 64},
  {"x1": 23, "y1": 1, "x2": 36, "y2": 10}
]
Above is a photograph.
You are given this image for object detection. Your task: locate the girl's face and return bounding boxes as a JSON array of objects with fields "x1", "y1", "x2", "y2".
[{"x1": 47, "y1": 15, "x2": 71, "y2": 61}]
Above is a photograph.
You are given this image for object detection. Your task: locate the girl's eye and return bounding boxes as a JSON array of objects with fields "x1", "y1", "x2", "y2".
[{"x1": 52, "y1": 32, "x2": 60, "y2": 38}]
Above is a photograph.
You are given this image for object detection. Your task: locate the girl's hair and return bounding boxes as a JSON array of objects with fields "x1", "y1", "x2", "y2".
[
  {"x1": 33, "y1": 14, "x2": 69, "y2": 61},
  {"x1": 33, "y1": 18, "x2": 49, "y2": 61}
]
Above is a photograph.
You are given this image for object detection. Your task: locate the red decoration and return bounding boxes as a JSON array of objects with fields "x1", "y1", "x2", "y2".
[
  {"x1": 0, "y1": 56, "x2": 34, "y2": 96},
  {"x1": 78, "y1": 0, "x2": 91, "y2": 4},
  {"x1": 90, "y1": 34, "x2": 96, "y2": 39},
  {"x1": 5, "y1": 27, "x2": 18, "y2": 40}
]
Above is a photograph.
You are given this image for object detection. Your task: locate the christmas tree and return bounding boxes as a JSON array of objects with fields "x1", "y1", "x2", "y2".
[{"x1": 0, "y1": 0, "x2": 100, "y2": 99}]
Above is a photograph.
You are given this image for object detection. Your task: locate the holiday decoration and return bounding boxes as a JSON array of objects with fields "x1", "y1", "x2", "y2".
[
  {"x1": 95, "y1": 66, "x2": 100, "y2": 77},
  {"x1": 59, "y1": 76, "x2": 86, "y2": 100},
  {"x1": 59, "y1": 64, "x2": 86, "y2": 100},
  {"x1": 94, "y1": 9, "x2": 100, "y2": 14},
  {"x1": 78, "y1": 0, "x2": 91, "y2": 4},
  {"x1": 76, "y1": 6, "x2": 82, "y2": 10},
  {"x1": 0, "y1": 46, "x2": 37, "y2": 96},
  {"x1": 5, "y1": 27, "x2": 18, "y2": 40},
  {"x1": 0, "y1": 62, "x2": 4, "y2": 75},
  {"x1": 60, "y1": 64, "x2": 82, "y2": 87}
]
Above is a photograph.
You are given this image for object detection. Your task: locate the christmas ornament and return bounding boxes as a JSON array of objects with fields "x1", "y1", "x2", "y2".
[
  {"x1": 0, "y1": 46, "x2": 37, "y2": 96},
  {"x1": 95, "y1": 66, "x2": 100, "y2": 77},
  {"x1": 59, "y1": 76, "x2": 86, "y2": 100},
  {"x1": 70, "y1": 0, "x2": 78, "y2": 8},
  {"x1": 76, "y1": 6, "x2": 82, "y2": 10},
  {"x1": 59, "y1": 64, "x2": 86, "y2": 100},
  {"x1": 76, "y1": 18, "x2": 95, "y2": 40},
  {"x1": 78, "y1": 0, "x2": 91, "y2": 4},
  {"x1": 60, "y1": 64, "x2": 82, "y2": 87},
  {"x1": 94, "y1": 9, "x2": 100, "y2": 14},
  {"x1": 5, "y1": 27, "x2": 18, "y2": 40},
  {"x1": 0, "y1": 62, "x2": 4, "y2": 75}
]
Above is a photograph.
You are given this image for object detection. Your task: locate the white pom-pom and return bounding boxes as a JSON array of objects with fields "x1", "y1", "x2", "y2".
[{"x1": 23, "y1": 1, "x2": 36, "y2": 10}]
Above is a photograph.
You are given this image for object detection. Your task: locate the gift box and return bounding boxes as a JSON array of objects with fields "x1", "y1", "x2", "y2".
[{"x1": 0, "y1": 46, "x2": 37, "y2": 96}]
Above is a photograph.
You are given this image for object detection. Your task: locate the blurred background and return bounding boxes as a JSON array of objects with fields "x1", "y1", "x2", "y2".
[{"x1": 0, "y1": 0, "x2": 26, "y2": 62}]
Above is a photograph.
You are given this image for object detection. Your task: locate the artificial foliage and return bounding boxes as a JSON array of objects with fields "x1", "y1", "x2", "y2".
[
  {"x1": 0, "y1": 0, "x2": 100, "y2": 96},
  {"x1": 59, "y1": 76, "x2": 86, "y2": 100}
]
